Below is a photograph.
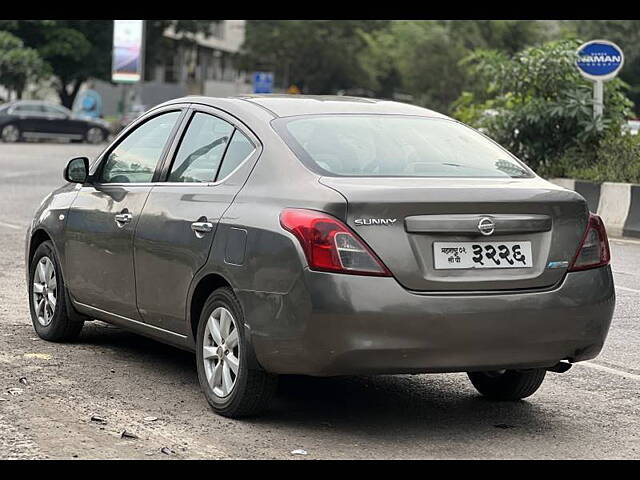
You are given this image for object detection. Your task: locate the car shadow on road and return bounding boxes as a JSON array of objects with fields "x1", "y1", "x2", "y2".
[
  {"x1": 255, "y1": 374, "x2": 562, "y2": 441},
  {"x1": 76, "y1": 323, "x2": 567, "y2": 442}
]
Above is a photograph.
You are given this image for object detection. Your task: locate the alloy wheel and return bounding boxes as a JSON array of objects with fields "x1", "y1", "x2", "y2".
[
  {"x1": 202, "y1": 306, "x2": 240, "y2": 397},
  {"x1": 32, "y1": 256, "x2": 57, "y2": 326}
]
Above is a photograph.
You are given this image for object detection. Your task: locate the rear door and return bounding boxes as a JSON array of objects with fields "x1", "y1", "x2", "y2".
[
  {"x1": 64, "y1": 107, "x2": 185, "y2": 319},
  {"x1": 41, "y1": 104, "x2": 86, "y2": 138},
  {"x1": 134, "y1": 105, "x2": 260, "y2": 335}
]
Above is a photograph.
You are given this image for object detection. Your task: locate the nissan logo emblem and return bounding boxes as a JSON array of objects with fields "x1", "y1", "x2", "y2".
[{"x1": 478, "y1": 217, "x2": 495, "y2": 236}]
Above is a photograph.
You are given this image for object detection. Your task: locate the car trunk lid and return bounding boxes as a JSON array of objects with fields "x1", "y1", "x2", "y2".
[{"x1": 319, "y1": 176, "x2": 589, "y2": 291}]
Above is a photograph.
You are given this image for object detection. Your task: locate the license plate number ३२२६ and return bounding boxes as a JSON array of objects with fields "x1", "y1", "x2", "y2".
[{"x1": 432, "y1": 242, "x2": 533, "y2": 270}]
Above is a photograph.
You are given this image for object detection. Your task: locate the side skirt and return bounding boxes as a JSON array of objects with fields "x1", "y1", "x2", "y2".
[{"x1": 72, "y1": 300, "x2": 195, "y2": 352}]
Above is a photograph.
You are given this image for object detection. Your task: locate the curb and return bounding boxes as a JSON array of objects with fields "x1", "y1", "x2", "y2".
[{"x1": 548, "y1": 178, "x2": 640, "y2": 238}]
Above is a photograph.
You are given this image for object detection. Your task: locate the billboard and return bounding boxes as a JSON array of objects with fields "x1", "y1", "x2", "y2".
[{"x1": 112, "y1": 20, "x2": 144, "y2": 83}]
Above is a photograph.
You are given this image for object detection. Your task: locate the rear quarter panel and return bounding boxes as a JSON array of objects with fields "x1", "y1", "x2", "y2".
[{"x1": 197, "y1": 124, "x2": 348, "y2": 353}]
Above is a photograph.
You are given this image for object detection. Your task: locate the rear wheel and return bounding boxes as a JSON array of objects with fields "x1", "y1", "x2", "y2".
[
  {"x1": 28, "y1": 241, "x2": 84, "y2": 342},
  {"x1": 467, "y1": 369, "x2": 546, "y2": 400},
  {"x1": 1, "y1": 124, "x2": 20, "y2": 142},
  {"x1": 196, "y1": 287, "x2": 277, "y2": 417}
]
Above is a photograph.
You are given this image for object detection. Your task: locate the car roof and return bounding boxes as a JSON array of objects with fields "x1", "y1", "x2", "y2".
[
  {"x1": 168, "y1": 94, "x2": 450, "y2": 119},
  {"x1": 8, "y1": 100, "x2": 67, "y2": 107},
  {"x1": 11, "y1": 100, "x2": 47, "y2": 104}
]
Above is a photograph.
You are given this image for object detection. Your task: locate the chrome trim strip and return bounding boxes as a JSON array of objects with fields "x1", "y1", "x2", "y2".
[
  {"x1": 22, "y1": 132, "x2": 84, "y2": 139},
  {"x1": 74, "y1": 301, "x2": 187, "y2": 339},
  {"x1": 405, "y1": 214, "x2": 552, "y2": 235}
]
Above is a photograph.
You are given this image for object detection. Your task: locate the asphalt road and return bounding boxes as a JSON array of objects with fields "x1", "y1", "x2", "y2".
[{"x1": 0, "y1": 143, "x2": 638, "y2": 459}]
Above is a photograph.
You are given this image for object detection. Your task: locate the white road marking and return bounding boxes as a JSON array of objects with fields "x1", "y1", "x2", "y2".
[
  {"x1": 581, "y1": 361, "x2": 640, "y2": 381},
  {"x1": 612, "y1": 270, "x2": 640, "y2": 277},
  {"x1": 0, "y1": 170, "x2": 42, "y2": 180},
  {"x1": 616, "y1": 285, "x2": 640, "y2": 294},
  {"x1": 0, "y1": 220, "x2": 22, "y2": 230},
  {"x1": 610, "y1": 237, "x2": 640, "y2": 246}
]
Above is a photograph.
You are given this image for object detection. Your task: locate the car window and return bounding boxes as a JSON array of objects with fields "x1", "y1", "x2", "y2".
[
  {"x1": 13, "y1": 104, "x2": 45, "y2": 114},
  {"x1": 42, "y1": 104, "x2": 70, "y2": 116},
  {"x1": 216, "y1": 129, "x2": 256, "y2": 180},
  {"x1": 99, "y1": 111, "x2": 181, "y2": 184},
  {"x1": 274, "y1": 115, "x2": 533, "y2": 179},
  {"x1": 168, "y1": 112, "x2": 234, "y2": 183}
]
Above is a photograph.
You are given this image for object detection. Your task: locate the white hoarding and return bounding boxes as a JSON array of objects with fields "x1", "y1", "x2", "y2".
[{"x1": 112, "y1": 20, "x2": 144, "y2": 83}]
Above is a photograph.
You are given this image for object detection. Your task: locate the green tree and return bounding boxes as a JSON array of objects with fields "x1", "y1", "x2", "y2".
[
  {"x1": 240, "y1": 20, "x2": 389, "y2": 94},
  {"x1": 0, "y1": 20, "x2": 110, "y2": 107},
  {"x1": 0, "y1": 30, "x2": 48, "y2": 99},
  {"x1": 447, "y1": 20, "x2": 553, "y2": 54},
  {"x1": 356, "y1": 20, "x2": 552, "y2": 113},
  {"x1": 389, "y1": 21, "x2": 469, "y2": 112},
  {"x1": 452, "y1": 39, "x2": 634, "y2": 174}
]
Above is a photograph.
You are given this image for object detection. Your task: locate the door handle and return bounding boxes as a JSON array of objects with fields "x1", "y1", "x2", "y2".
[
  {"x1": 191, "y1": 221, "x2": 214, "y2": 238},
  {"x1": 115, "y1": 212, "x2": 133, "y2": 227}
]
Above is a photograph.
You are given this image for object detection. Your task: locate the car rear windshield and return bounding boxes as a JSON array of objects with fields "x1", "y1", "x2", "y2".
[{"x1": 273, "y1": 115, "x2": 533, "y2": 178}]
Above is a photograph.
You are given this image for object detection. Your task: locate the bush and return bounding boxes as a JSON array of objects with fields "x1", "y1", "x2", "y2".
[
  {"x1": 453, "y1": 39, "x2": 634, "y2": 174},
  {"x1": 558, "y1": 133, "x2": 640, "y2": 184}
]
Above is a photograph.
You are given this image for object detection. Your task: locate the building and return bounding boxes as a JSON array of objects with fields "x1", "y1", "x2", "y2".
[
  {"x1": 94, "y1": 20, "x2": 253, "y2": 118},
  {"x1": 157, "y1": 20, "x2": 251, "y2": 97}
]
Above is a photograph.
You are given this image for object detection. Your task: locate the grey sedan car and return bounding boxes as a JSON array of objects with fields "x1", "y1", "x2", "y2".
[{"x1": 25, "y1": 95, "x2": 615, "y2": 417}]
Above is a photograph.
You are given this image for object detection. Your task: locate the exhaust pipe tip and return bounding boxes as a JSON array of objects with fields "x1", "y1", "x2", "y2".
[{"x1": 547, "y1": 361, "x2": 573, "y2": 374}]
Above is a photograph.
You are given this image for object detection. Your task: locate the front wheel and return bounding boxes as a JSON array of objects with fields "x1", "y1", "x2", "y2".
[
  {"x1": 28, "y1": 241, "x2": 84, "y2": 342},
  {"x1": 196, "y1": 287, "x2": 278, "y2": 417},
  {"x1": 467, "y1": 369, "x2": 546, "y2": 400}
]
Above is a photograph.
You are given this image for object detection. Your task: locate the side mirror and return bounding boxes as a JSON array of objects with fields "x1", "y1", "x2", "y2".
[{"x1": 64, "y1": 157, "x2": 89, "y2": 183}]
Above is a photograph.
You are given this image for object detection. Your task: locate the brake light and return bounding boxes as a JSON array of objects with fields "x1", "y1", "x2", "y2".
[
  {"x1": 280, "y1": 208, "x2": 391, "y2": 276},
  {"x1": 568, "y1": 213, "x2": 611, "y2": 271}
]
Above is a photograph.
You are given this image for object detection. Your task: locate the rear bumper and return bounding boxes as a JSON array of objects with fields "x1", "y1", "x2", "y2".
[{"x1": 239, "y1": 266, "x2": 615, "y2": 376}]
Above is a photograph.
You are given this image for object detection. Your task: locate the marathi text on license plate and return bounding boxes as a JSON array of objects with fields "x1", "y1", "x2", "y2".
[{"x1": 433, "y1": 241, "x2": 533, "y2": 270}]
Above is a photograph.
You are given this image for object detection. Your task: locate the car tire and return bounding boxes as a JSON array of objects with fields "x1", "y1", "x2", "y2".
[
  {"x1": 28, "y1": 241, "x2": 84, "y2": 342},
  {"x1": 467, "y1": 369, "x2": 546, "y2": 400},
  {"x1": 196, "y1": 287, "x2": 278, "y2": 418},
  {"x1": 85, "y1": 127, "x2": 105, "y2": 144},
  {"x1": 1, "y1": 123, "x2": 21, "y2": 142}
]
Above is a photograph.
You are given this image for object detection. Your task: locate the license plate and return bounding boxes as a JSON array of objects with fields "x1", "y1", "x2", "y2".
[{"x1": 433, "y1": 241, "x2": 533, "y2": 270}]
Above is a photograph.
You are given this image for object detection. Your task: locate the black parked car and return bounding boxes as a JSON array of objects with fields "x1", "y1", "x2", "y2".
[{"x1": 0, "y1": 100, "x2": 110, "y2": 144}]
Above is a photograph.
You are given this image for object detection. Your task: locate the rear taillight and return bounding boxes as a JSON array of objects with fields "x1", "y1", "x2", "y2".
[
  {"x1": 568, "y1": 213, "x2": 611, "y2": 271},
  {"x1": 280, "y1": 208, "x2": 391, "y2": 276}
]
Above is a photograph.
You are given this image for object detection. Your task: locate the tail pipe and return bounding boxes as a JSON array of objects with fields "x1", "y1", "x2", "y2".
[{"x1": 547, "y1": 361, "x2": 573, "y2": 374}]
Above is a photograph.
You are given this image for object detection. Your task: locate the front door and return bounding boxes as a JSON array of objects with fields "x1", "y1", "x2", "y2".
[
  {"x1": 64, "y1": 109, "x2": 184, "y2": 319},
  {"x1": 134, "y1": 108, "x2": 260, "y2": 335},
  {"x1": 41, "y1": 104, "x2": 86, "y2": 138},
  {"x1": 10, "y1": 103, "x2": 49, "y2": 135}
]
